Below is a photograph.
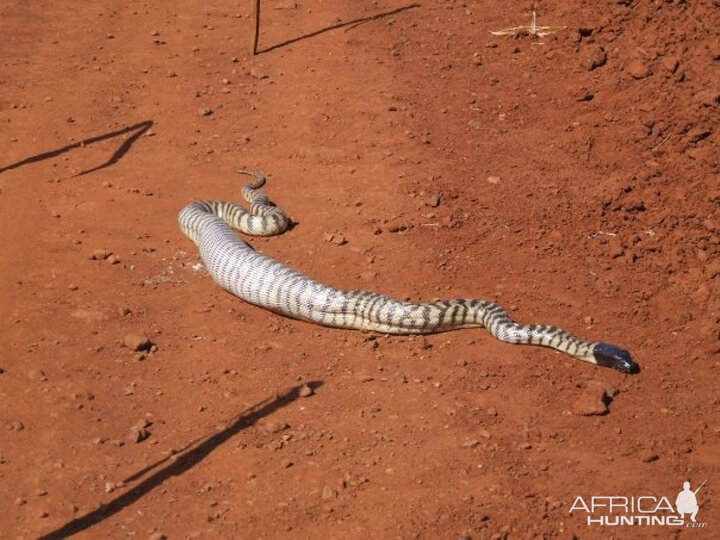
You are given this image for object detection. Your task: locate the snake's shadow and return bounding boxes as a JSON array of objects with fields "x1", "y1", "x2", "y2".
[{"x1": 38, "y1": 380, "x2": 323, "y2": 540}]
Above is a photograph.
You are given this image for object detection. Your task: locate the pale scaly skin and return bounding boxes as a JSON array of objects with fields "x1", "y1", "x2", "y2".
[{"x1": 178, "y1": 170, "x2": 638, "y2": 373}]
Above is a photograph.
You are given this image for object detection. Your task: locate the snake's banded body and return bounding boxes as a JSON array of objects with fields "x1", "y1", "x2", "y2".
[{"x1": 179, "y1": 171, "x2": 638, "y2": 373}]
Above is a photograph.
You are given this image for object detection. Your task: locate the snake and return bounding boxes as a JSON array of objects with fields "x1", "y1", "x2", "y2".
[{"x1": 178, "y1": 169, "x2": 639, "y2": 373}]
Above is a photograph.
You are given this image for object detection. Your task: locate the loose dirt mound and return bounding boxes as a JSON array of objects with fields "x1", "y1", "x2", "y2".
[{"x1": 1, "y1": 1, "x2": 717, "y2": 538}]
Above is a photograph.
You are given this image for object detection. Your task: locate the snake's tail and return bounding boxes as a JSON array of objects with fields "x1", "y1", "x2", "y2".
[
  {"x1": 237, "y1": 168, "x2": 267, "y2": 190},
  {"x1": 237, "y1": 169, "x2": 287, "y2": 219}
]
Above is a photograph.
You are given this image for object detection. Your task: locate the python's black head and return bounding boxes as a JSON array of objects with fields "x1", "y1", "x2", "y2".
[{"x1": 593, "y1": 343, "x2": 640, "y2": 373}]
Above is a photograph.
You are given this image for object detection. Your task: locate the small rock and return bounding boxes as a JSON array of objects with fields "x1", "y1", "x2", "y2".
[
  {"x1": 249, "y1": 68, "x2": 268, "y2": 80},
  {"x1": 136, "y1": 418, "x2": 153, "y2": 429},
  {"x1": 573, "y1": 87, "x2": 594, "y2": 102},
  {"x1": 321, "y1": 485, "x2": 338, "y2": 500},
  {"x1": 260, "y1": 420, "x2": 289, "y2": 434},
  {"x1": 581, "y1": 46, "x2": 606, "y2": 70},
  {"x1": 661, "y1": 55, "x2": 679, "y2": 73},
  {"x1": 129, "y1": 425, "x2": 151, "y2": 443},
  {"x1": 281, "y1": 459, "x2": 293, "y2": 468},
  {"x1": 15, "y1": 497, "x2": 27, "y2": 506},
  {"x1": 571, "y1": 381, "x2": 611, "y2": 416},
  {"x1": 123, "y1": 334, "x2": 153, "y2": 352},
  {"x1": 323, "y1": 232, "x2": 347, "y2": 244},
  {"x1": 641, "y1": 452, "x2": 660, "y2": 463},
  {"x1": 166, "y1": 70, "x2": 177, "y2": 78},
  {"x1": 27, "y1": 369, "x2": 48, "y2": 381},
  {"x1": 608, "y1": 238, "x2": 624, "y2": 258},
  {"x1": 298, "y1": 384, "x2": 313, "y2": 397},
  {"x1": 197, "y1": 106, "x2": 213, "y2": 117},
  {"x1": 460, "y1": 439, "x2": 480, "y2": 448},
  {"x1": 486, "y1": 176, "x2": 500, "y2": 184},
  {"x1": 331, "y1": 234, "x2": 347, "y2": 246},
  {"x1": 627, "y1": 59, "x2": 650, "y2": 79},
  {"x1": 6, "y1": 420, "x2": 24, "y2": 431},
  {"x1": 89, "y1": 248, "x2": 112, "y2": 260},
  {"x1": 425, "y1": 194, "x2": 441, "y2": 207},
  {"x1": 149, "y1": 534, "x2": 167, "y2": 540}
]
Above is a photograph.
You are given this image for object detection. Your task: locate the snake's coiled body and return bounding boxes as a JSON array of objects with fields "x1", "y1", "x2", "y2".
[{"x1": 179, "y1": 171, "x2": 638, "y2": 373}]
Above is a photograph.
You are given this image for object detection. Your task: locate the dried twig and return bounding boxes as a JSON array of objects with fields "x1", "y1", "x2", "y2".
[
  {"x1": 490, "y1": 11, "x2": 565, "y2": 38},
  {"x1": 651, "y1": 132, "x2": 673, "y2": 152}
]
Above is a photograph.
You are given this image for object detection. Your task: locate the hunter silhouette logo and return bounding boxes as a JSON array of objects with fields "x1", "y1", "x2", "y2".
[
  {"x1": 569, "y1": 480, "x2": 709, "y2": 528},
  {"x1": 676, "y1": 480, "x2": 705, "y2": 522}
]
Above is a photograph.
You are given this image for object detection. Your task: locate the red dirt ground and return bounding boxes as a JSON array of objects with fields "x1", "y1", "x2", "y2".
[{"x1": 1, "y1": 1, "x2": 718, "y2": 538}]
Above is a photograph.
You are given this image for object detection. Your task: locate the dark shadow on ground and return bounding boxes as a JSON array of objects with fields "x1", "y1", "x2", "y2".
[
  {"x1": 0, "y1": 120, "x2": 153, "y2": 176},
  {"x1": 258, "y1": 3, "x2": 420, "y2": 55},
  {"x1": 38, "y1": 381, "x2": 323, "y2": 540}
]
